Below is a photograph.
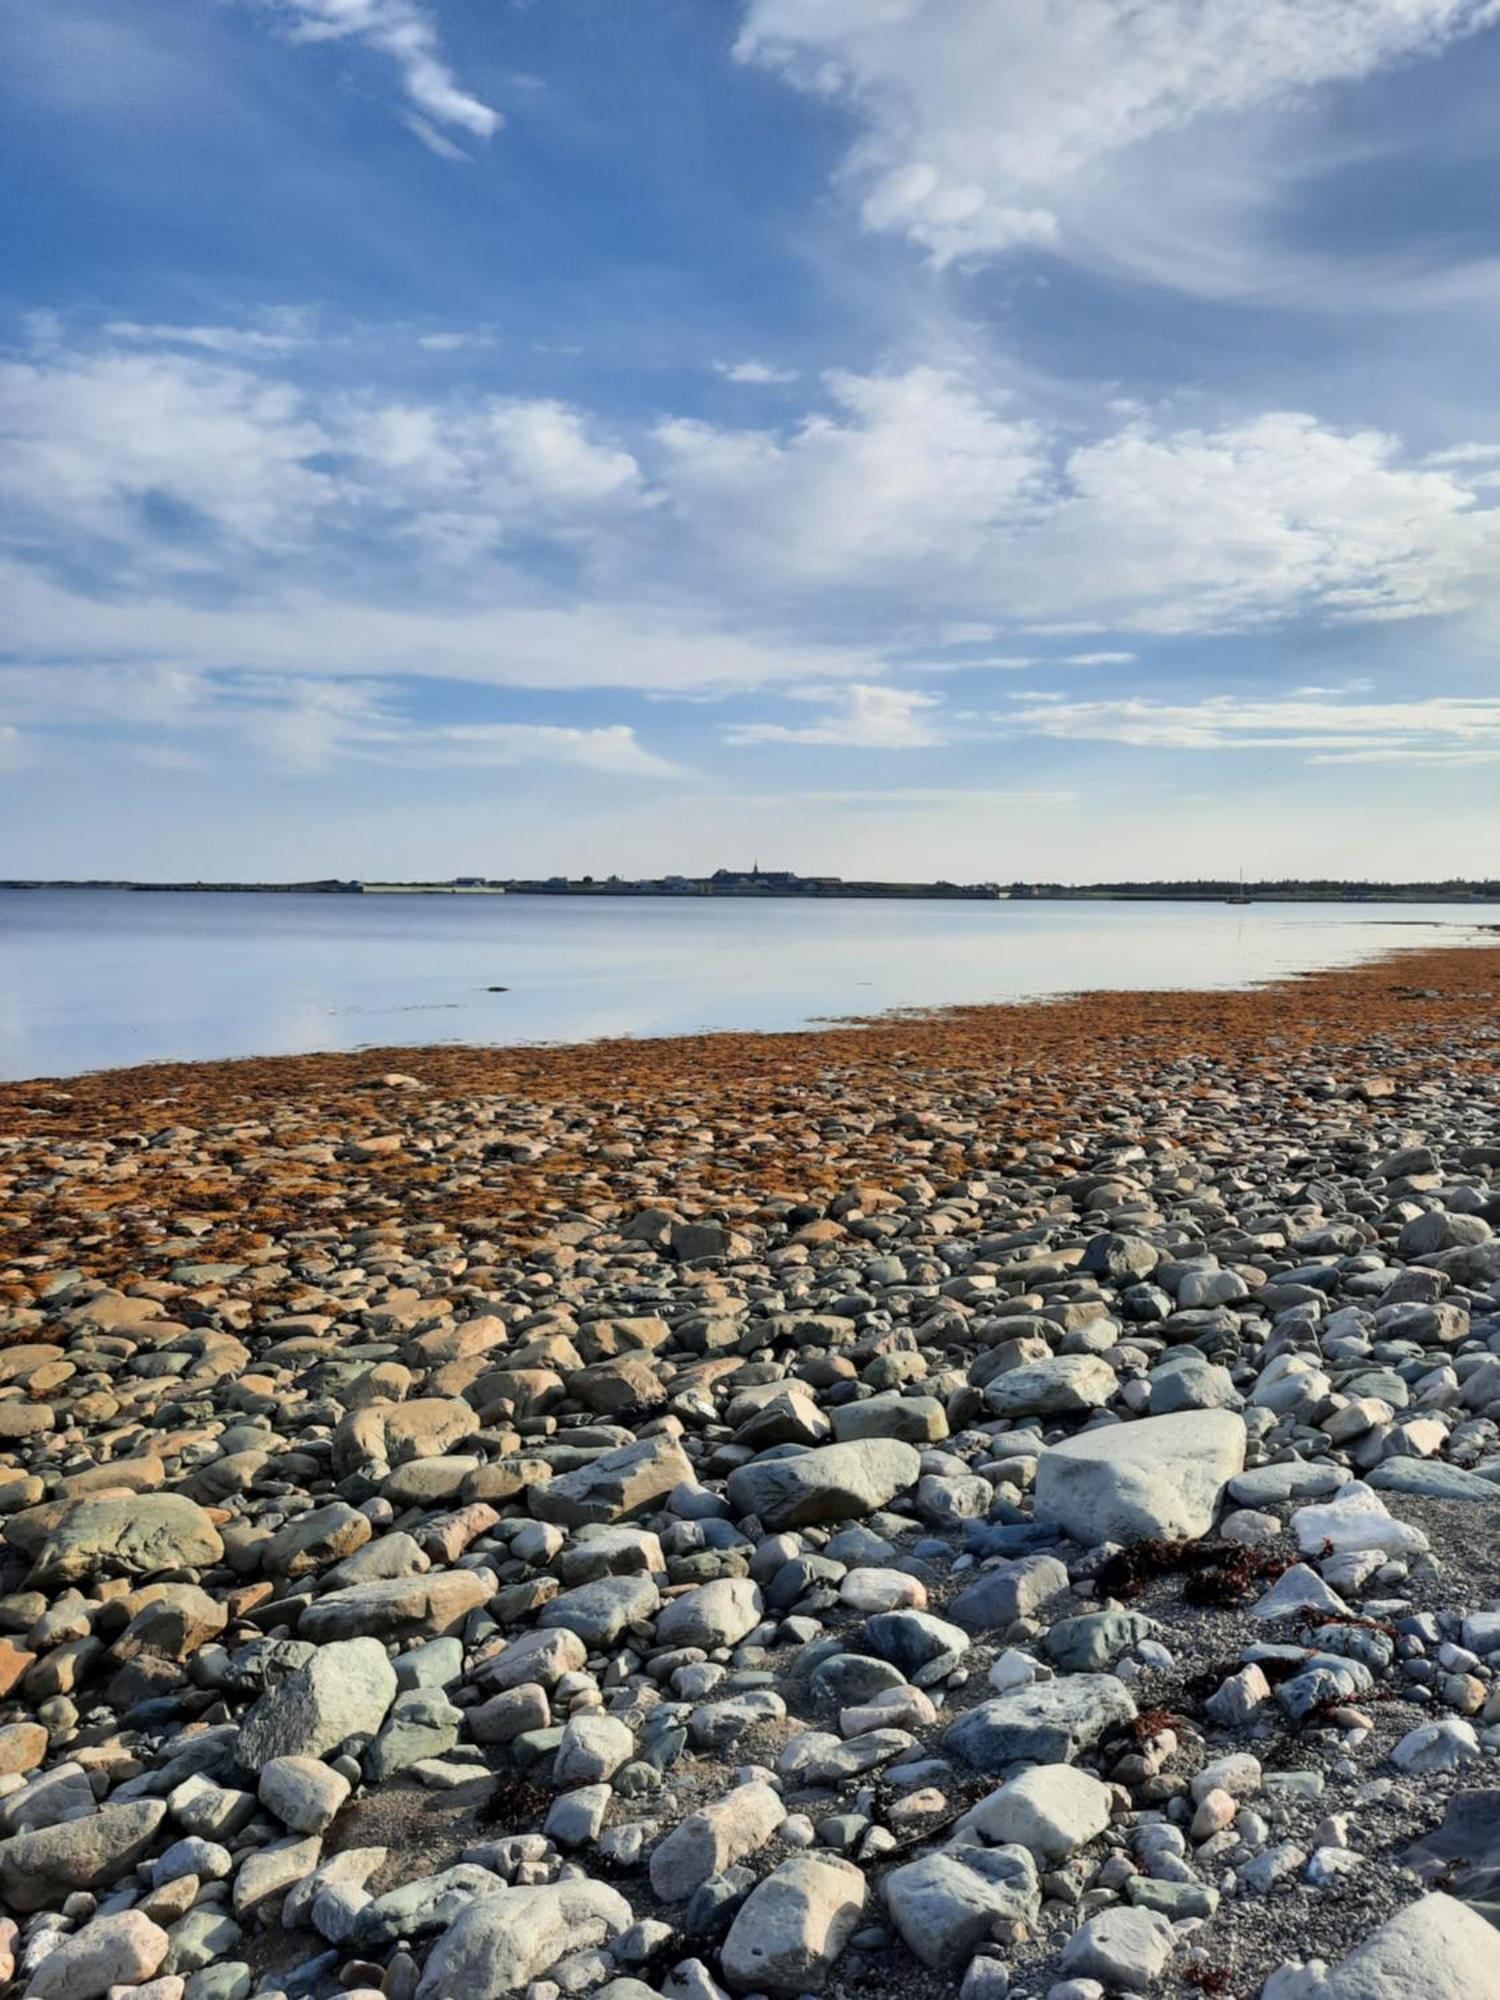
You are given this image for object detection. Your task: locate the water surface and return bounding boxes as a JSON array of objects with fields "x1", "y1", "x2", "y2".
[{"x1": 0, "y1": 888, "x2": 1485, "y2": 1081}]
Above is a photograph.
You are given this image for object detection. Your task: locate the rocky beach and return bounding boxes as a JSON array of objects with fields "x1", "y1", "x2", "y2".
[{"x1": 2, "y1": 940, "x2": 1499, "y2": 2000}]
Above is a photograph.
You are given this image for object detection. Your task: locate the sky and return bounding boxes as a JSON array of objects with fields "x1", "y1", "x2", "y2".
[{"x1": 3, "y1": 0, "x2": 1500, "y2": 882}]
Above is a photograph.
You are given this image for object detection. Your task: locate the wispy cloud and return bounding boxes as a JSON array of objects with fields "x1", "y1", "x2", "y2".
[
  {"x1": 1001, "y1": 691, "x2": 1500, "y2": 764},
  {"x1": 257, "y1": 0, "x2": 500, "y2": 144},
  {"x1": 727, "y1": 683, "x2": 944, "y2": 749}
]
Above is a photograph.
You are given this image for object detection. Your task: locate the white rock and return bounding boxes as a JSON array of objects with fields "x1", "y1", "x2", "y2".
[
  {"x1": 1034, "y1": 1412, "x2": 1246, "y2": 1546},
  {"x1": 1390, "y1": 1719, "x2": 1480, "y2": 1775},
  {"x1": 1259, "y1": 1892, "x2": 1500, "y2": 1998},
  {"x1": 1251, "y1": 1565, "x2": 1351, "y2": 1620},
  {"x1": 414, "y1": 1882, "x2": 633, "y2": 1999},
  {"x1": 961, "y1": 1765, "x2": 1113, "y2": 1862},
  {"x1": 1290, "y1": 1483, "x2": 1430, "y2": 1559}
]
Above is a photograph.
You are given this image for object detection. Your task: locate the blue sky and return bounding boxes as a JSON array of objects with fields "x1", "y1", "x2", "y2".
[{"x1": 3, "y1": 0, "x2": 1500, "y2": 881}]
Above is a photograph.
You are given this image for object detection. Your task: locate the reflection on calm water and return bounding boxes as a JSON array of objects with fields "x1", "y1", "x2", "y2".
[{"x1": 0, "y1": 888, "x2": 1484, "y2": 1081}]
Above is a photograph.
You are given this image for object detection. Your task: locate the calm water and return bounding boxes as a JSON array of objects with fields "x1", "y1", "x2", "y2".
[{"x1": 0, "y1": 889, "x2": 1487, "y2": 1081}]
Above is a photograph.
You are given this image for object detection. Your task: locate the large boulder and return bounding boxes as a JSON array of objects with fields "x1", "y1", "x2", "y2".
[
  {"x1": 414, "y1": 1881, "x2": 633, "y2": 1999},
  {"x1": 237, "y1": 1638, "x2": 397, "y2": 1773},
  {"x1": 25, "y1": 1496, "x2": 223, "y2": 1587},
  {"x1": 0, "y1": 1800, "x2": 166, "y2": 1912},
  {"x1": 943, "y1": 1676, "x2": 1137, "y2": 1773},
  {"x1": 1260, "y1": 1892, "x2": 1497, "y2": 1999},
  {"x1": 1033, "y1": 1410, "x2": 1246, "y2": 1545},
  {"x1": 726, "y1": 1442, "x2": 919, "y2": 1531}
]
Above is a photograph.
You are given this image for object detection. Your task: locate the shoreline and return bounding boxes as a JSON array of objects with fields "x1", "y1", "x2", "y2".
[
  {"x1": 1, "y1": 938, "x2": 1499, "y2": 1995},
  {"x1": 5, "y1": 936, "x2": 1496, "y2": 1126}
]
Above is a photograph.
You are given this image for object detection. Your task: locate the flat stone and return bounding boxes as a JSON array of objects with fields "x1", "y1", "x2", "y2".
[
  {"x1": 26, "y1": 1497, "x2": 223, "y2": 1588},
  {"x1": 883, "y1": 1846, "x2": 1039, "y2": 1970},
  {"x1": 943, "y1": 1676, "x2": 1137, "y2": 1773},
  {"x1": 529, "y1": 1436, "x2": 694, "y2": 1528},
  {"x1": 983, "y1": 1355, "x2": 1117, "y2": 1419},
  {"x1": 297, "y1": 1571, "x2": 490, "y2": 1643},
  {"x1": 961, "y1": 1765, "x2": 1113, "y2": 1862},
  {"x1": 0, "y1": 1800, "x2": 167, "y2": 1913}
]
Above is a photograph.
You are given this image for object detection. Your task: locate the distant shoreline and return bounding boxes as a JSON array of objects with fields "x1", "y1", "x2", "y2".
[{"x1": 4, "y1": 879, "x2": 1499, "y2": 904}]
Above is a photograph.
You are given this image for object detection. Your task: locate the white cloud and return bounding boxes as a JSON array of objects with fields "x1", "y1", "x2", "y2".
[
  {"x1": 656, "y1": 377, "x2": 1500, "y2": 632},
  {"x1": 0, "y1": 349, "x2": 335, "y2": 547},
  {"x1": 736, "y1": 0, "x2": 1500, "y2": 268},
  {"x1": 0, "y1": 658, "x2": 680, "y2": 779},
  {"x1": 259, "y1": 0, "x2": 500, "y2": 141},
  {"x1": 7, "y1": 332, "x2": 1500, "y2": 715},
  {"x1": 0, "y1": 345, "x2": 643, "y2": 568},
  {"x1": 1001, "y1": 691, "x2": 1500, "y2": 763},
  {"x1": 727, "y1": 682, "x2": 943, "y2": 748},
  {"x1": 713, "y1": 359, "x2": 800, "y2": 385},
  {"x1": 658, "y1": 365, "x2": 1045, "y2": 586}
]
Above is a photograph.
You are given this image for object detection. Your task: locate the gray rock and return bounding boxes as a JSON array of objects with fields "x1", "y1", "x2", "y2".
[
  {"x1": 655, "y1": 1578, "x2": 763, "y2": 1650},
  {"x1": 236, "y1": 1637, "x2": 397, "y2": 1773},
  {"x1": 649, "y1": 1783, "x2": 786, "y2": 1901},
  {"x1": 983, "y1": 1355, "x2": 1116, "y2": 1419},
  {"x1": 1260, "y1": 1892, "x2": 1499, "y2": 1999},
  {"x1": 726, "y1": 1442, "x2": 920, "y2": 1531},
  {"x1": 1059, "y1": 1907, "x2": 1173, "y2": 1992},
  {"x1": 539, "y1": 1572, "x2": 660, "y2": 1647},
  {"x1": 943, "y1": 1677, "x2": 1137, "y2": 1772},
  {"x1": 530, "y1": 1435, "x2": 694, "y2": 1527},
  {"x1": 949, "y1": 1555, "x2": 1069, "y2": 1633},
  {"x1": 883, "y1": 1846, "x2": 1039, "y2": 1969},
  {"x1": 26, "y1": 1495, "x2": 223, "y2": 1588},
  {"x1": 0, "y1": 1799, "x2": 166, "y2": 1913}
]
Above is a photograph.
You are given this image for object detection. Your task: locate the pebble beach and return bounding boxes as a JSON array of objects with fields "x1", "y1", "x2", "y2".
[{"x1": 2, "y1": 941, "x2": 1500, "y2": 2000}]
